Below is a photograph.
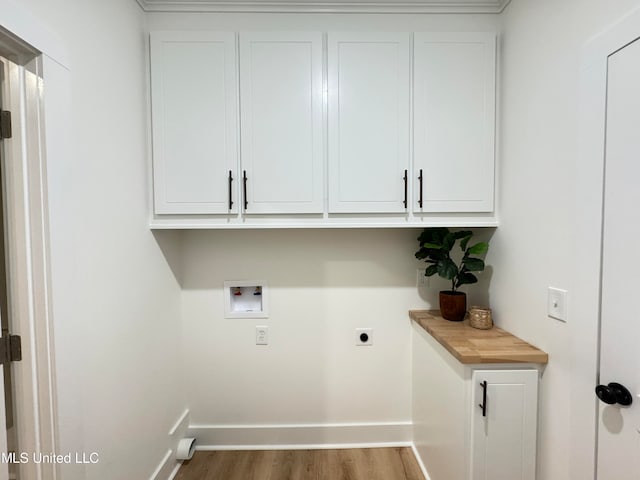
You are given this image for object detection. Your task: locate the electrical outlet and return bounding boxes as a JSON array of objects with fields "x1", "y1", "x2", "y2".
[
  {"x1": 256, "y1": 326, "x2": 269, "y2": 345},
  {"x1": 547, "y1": 287, "x2": 568, "y2": 322},
  {"x1": 416, "y1": 268, "x2": 429, "y2": 287},
  {"x1": 355, "y1": 328, "x2": 373, "y2": 346}
]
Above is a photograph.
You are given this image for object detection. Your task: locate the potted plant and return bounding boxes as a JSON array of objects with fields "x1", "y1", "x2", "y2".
[{"x1": 415, "y1": 227, "x2": 489, "y2": 321}]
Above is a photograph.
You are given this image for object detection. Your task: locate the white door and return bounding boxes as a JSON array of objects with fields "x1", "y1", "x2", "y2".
[
  {"x1": 150, "y1": 32, "x2": 239, "y2": 215},
  {"x1": 327, "y1": 32, "x2": 410, "y2": 214},
  {"x1": 413, "y1": 33, "x2": 495, "y2": 213},
  {"x1": 239, "y1": 32, "x2": 324, "y2": 214},
  {"x1": 597, "y1": 36, "x2": 640, "y2": 479},
  {"x1": 470, "y1": 369, "x2": 538, "y2": 480}
]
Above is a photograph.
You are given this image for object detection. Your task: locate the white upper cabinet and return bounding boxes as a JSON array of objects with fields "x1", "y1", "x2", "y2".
[
  {"x1": 239, "y1": 32, "x2": 324, "y2": 214},
  {"x1": 413, "y1": 32, "x2": 496, "y2": 213},
  {"x1": 149, "y1": 30, "x2": 498, "y2": 228},
  {"x1": 328, "y1": 33, "x2": 411, "y2": 214},
  {"x1": 150, "y1": 32, "x2": 238, "y2": 215}
]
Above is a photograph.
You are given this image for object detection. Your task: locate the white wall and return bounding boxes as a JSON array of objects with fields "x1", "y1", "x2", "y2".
[
  {"x1": 492, "y1": 1, "x2": 640, "y2": 479},
  {"x1": 15, "y1": 1, "x2": 185, "y2": 479},
  {"x1": 180, "y1": 229, "x2": 420, "y2": 442},
  {"x1": 178, "y1": 226, "x2": 491, "y2": 444},
  {"x1": 179, "y1": 227, "x2": 492, "y2": 445}
]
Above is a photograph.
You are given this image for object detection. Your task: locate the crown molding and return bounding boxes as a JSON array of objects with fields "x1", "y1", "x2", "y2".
[{"x1": 135, "y1": 0, "x2": 511, "y2": 14}]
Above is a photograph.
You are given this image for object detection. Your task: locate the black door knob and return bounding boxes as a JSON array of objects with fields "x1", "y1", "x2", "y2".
[{"x1": 595, "y1": 382, "x2": 633, "y2": 406}]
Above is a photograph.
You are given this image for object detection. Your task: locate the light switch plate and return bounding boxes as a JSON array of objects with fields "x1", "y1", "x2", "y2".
[{"x1": 547, "y1": 287, "x2": 568, "y2": 322}]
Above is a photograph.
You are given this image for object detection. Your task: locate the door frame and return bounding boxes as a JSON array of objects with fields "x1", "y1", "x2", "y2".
[
  {"x1": 573, "y1": 5, "x2": 640, "y2": 480},
  {"x1": 0, "y1": 2, "x2": 71, "y2": 479}
]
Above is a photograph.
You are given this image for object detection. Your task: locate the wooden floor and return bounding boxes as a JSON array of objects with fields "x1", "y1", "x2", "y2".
[{"x1": 174, "y1": 448, "x2": 425, "y2": 480}]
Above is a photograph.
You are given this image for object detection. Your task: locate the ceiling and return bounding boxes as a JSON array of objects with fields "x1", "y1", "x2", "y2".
[{"x1": 136, "y1": 0, "x2": 511, "y2": 14}]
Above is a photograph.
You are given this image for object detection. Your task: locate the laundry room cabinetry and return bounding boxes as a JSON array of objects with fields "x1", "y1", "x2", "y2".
[
  {"x1": 150, "y1": 31, "x2": 323, "y2": 217},
  {"x1": 148, "y1": 31, "x2": 498, "y2": 228},
  {"x1": 410, "y1": 310, "x2": 546, "y2": 480}
]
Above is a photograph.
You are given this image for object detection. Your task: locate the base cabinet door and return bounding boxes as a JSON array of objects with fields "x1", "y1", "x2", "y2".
[
  {"x1": 150, "y1": 31, "x2": 239, "y2": 215},
  {"x1": 471, "y1": 369, "x2": 538, "y2": 480}
]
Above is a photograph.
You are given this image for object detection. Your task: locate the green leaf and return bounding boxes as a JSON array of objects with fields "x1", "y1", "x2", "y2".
[
  {"x1": 442, "y1": 233, "x2": 456, "y2": 252},
  {"x1": 456, "y1": 272, "x2": 478, "y2": 288},
  {"x1": 462, "y1": 257, "x2": 485, "y2": 272},
  {"x1": 425, "y1": 264, "x2": 438, "y2": 277},
  {"x1": 420, "y1": 242, "x2": 443, "y2": 250},
  {"x1": 467, "y1": 242, "x2": 489, "y2": 256},
  {"x1": 437, "y1": 258, "x2": 458, "y2": 280},
  {"x1": 459, "y1": 231, "x2": 473, "y2": 251},
  {"x1": 418, "y1": 227, "x2": 450, "y2": 246},
  {"x1": 416, "y1": 246, "x2": 446, "y2": 262}
]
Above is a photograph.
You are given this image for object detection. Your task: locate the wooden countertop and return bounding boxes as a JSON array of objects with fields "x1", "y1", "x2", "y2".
[{"x1": 409, "y1": 310, "x2": 548, "y2": 365}]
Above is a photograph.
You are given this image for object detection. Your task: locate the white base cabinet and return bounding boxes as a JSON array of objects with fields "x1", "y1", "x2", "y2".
[{"x1": 412, "y1": 323, "x2": 539, "y2": 480}]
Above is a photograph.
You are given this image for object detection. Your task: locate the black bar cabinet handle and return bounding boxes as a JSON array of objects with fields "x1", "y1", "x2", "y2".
[
  {"x1": 243, "y1": 170, "x2": 248, "y2": 210},
  {"x1": 418, "y1": 169, "x2": 423, "y2": 208},
  {"x1": 403, "y1": 169, "x2": 408, "y2": 208},
  {"x1": 479, "y1": 381, "x2": 487, "y2": 417},
  {"x1": 228, "y1": 170, "x2": 234, "y2": 210}
]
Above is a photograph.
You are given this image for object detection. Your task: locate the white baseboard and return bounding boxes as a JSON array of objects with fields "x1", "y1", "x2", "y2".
[
  {"x1": 149, "y1": 449, "x2": 175, "y2": 480},
  {"x1": 167, "y1": 462, "x2": 182, "y2": 480},
  {"x1": 411, "y1": 443, "x2": 432, "y2": 480},
  {"x1": 150, "y1": 409, "x2": 191, "y2": 480},
  {"x1": 188, "y1": 422, "x2": 412, "y2": 450},
  {"x1": 169, "y1": 409, "x2": 191, "y2": 449}
]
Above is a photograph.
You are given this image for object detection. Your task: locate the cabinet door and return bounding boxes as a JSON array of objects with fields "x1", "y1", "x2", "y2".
[
  {"x1": 239, "y1": 32, "x2": 324, "y2": 214},
  {"x1": 150, "y1": 32, "x2": 238, "y2": 215},
  {"x1": 471, "y1": 369, "x2": 538, "y2": 480},
  {"x1": 414, "y1": 32, "x2": 495, "y2": 213},
  {"x1": 328, "y1": 33, "x2": 410, "y2": 213}
]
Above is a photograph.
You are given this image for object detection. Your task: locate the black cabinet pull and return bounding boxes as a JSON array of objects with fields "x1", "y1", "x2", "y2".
[
  {"x1": 479, "y1": 381, "x2": 487, "y2": 417},
  {"x1": 228, "y1": 170, "x2": 234, "y2": 210},
  {"x1": 403, "y1": 169, "x2": 408, "y2": 209},
  {"x1": 243, "y1": 170, "x2": 248, "y2": 210},
  {"x1": 418, "y1": 169, "x2": 423, "y2": 209}
]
